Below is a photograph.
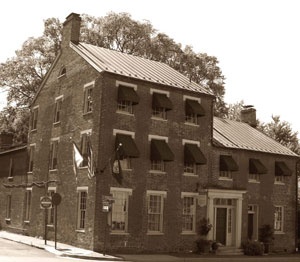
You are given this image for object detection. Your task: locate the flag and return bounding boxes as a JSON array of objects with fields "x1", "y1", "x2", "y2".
[
  {"x1": 87, "y1": 136, "x2": 95, "y2": 179},
  {"x1": 73, "y1": 142, "x2": 83, "y2": 179},
  {"x1": 110, "y1": 144, "x2": 123, "y2": 185}
]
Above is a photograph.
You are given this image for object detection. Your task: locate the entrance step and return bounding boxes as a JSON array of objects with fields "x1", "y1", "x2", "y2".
[{"x1": 216, "y1": 246, "x2": 244, "y2": 255}]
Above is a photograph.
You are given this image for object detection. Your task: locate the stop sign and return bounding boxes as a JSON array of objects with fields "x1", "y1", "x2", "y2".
[{"x1": 40, "y1": 196, "x2": 52, "y2": 209}]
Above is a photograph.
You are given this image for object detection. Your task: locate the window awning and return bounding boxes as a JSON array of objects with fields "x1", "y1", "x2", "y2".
[
  {"x1": 185, "y1": 99, "x2": 205, "y2": 116},
  {"x1": 151, "y1": 139, "x2": 174, "y2": 161},
  {"x1": 115, "y1": 134, "x2": 140, "y2": 158},
  {"x1": 152, "y1": 93, "x2": 173, "y2": 111},
  {"x1": 220, "y1": 155, "x2": 239, "y2": 171},
  {"x1": 249, "y1": 158, "x2": 268, "y2": 174},
  {"x1": 118, "y1": 85, "x2": 139, "y2": 105},
  {"x1": 275, "y1": 161, "x2": 292, "y2": 176},
  {"x1": 184, "y1": 144, "x2": 207, "y2": 165}
]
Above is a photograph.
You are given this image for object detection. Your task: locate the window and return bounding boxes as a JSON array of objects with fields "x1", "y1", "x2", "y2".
[
  {"x1": 110, "y1": 188, "x2": 132, "y2": 233},
  {"x1": 182, "y1": 195, "x2": 196, "y2": 233},
  {"x1": 183, "y1": 141, "x2": 206, "y2": 175},
  {"x1": 6, "y1": 195, "x2": 12, "y2": 220},
  {"x1": 151, "y1": 91, "x2": 172, "y2": 120},
  {"x1": 49, "y1": 139, "x2": 59, "y2": 170},
  {"x1": 249, "y1": 173, "x2": 260, "y2": 182},
  {"x1": 53, "y1": 96, "x2": 63, "y2": 124},
  {"x1": 28, "y1": 144, "x2": 35, "y2": 173},
  {"x1": 77, "y1": 189, "x2": 88, "y2": 230},
  {"x1": 117, "y1": 83, "x2": 139, "y2": 114},
  {"x1": 80, "y1": 131, "x2": 91, "y2": 167},
  {"x1": 219, "y1": 171, "x2": 232, "y2": 179},
  {"x1": 24, "y1": 189, "x2": 32, "y2": 222},
  {"x1": 151, "y1": 160, "x2": 165, "y2": 172},
  {"x1": 150, "y1": 136, "x2": 174, "y2": 172},
  {"x1": 8, "y1": 158, "x2": 14, "y2": 180},
  {"x1": 47, "y1": 188, "x2": 56, "y2": 225},
  {"x1": 184, "y1": 98, "x2": 205, "y2": 125},
  {"x1": 31, "y1": 106, "x2": 38, "y2": 131},
  {"x1": 83, "y1": 82, "x2": 94, "y2": 114},
  {"x1": 274, "y1": 206, "x2": 284, "y2": 232},
  {"x1": 275, "y1": 175, "x2": 285, "y2": 184},
  {"x1": 147, "y1": 191, "x2": 166, "y2": 233}
]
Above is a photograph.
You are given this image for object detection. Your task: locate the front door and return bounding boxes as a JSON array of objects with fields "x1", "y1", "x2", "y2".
[{"x1": 216, "y1": 208, "x2": 227, "y2": 245}]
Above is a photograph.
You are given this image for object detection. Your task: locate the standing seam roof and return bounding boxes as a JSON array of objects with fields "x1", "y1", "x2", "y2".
[{"x1": 70, "y1": 42, "x2": 214, "y2": 96}]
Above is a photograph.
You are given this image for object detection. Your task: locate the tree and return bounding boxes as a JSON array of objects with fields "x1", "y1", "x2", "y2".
[
  {"x1": 0, "y1": 12, "x2": 227, "y2": 143},
  {"x1": 258, "y1": 115, "x2": 300, "y2": 154}
]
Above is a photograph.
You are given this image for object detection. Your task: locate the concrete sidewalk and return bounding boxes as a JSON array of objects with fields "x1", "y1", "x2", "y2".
[{"x1": 0, "y1": 230, "x2": 123, "y2": 261}]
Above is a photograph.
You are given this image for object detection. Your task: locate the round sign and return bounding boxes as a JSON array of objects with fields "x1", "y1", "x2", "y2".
[
  {"x1": 51, "y1": 193, "x2": 62, "y2": 206},
  {"x1": 40, "y1": 196, "x2": 52, "y2": 209}
]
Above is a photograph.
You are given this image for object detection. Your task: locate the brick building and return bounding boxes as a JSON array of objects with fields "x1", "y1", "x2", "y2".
[{"x1": 0, "y1": 13, "x2": 298, "y2": 253}]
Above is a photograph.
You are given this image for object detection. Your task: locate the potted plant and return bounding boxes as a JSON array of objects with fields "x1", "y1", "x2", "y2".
[
  {"x1": 259, "y1": 224, "x2": 274, "y2": 254},
  {"x1": 194, "y1": 218, "x2": 213, "y2": 253}
]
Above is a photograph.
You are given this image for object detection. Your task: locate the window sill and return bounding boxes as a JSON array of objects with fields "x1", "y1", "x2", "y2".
[
  {"x1": 274, "y1": 181, "x2": 285, "y2": 185},
  {"x1": 184, "y1": 122, "x2": 199, "y2": 127},
  {"x1": 83, "y1": 111, "x2": 93, "y2": 116},
  {"x1": 5, "y1": 218, "x2": 11, "y2": 222},
  {"x1": 30, "y1": 129, "x2": 37, "y2": 133},
  {"x1": 24, "y1": 221, "x2": 30, "y2": 224},
  {"x1": 7, "y1": 177, "x2": 14, "y2": 182},
  {"x1": 274, "y1": 231, "x2": 285, "y2": 235},
  {"x1": 116, "y1": 110, "x2": 134, "y2": 116},
  {"x1": 47, "y1": 224, "x2": 54, "y2": 228},
  {"x1": 183, "y1": 173, "x2": 198, "y2": 177},
  {"x1": 219, "y1": 177, "x2": 233, "y2": 181},
  {"x1": 76, "y1": 229, "x2": 85, "y2": 233},
  {"x1": 248, "y1": 180, "x2": 260, "y2": 184},
  {"x1": 27, "y1": 171, "x2": 33, "y2": 175},
  {"x1": 53, "y1": 121, "x2": 61, "y2": 127},
  {"x1": 49, "y1": 169, "x2": 58, "y2": 173},
  {"x1": 151, "y1": 117, "x2": 167, "y2": 121},
  {"x1": 149, "y1": 170, "x2": 166, "y2": 175},
  {"x1": 110, "y1": 232, "x2": 129, "y2": 236}
]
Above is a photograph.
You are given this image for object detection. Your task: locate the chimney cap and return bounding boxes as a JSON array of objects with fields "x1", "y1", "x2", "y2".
[
  {"x1": 242, "y1": 105, "x2": 254, "y2": 109},
  {"x1": 63, "y1": 13, "x2": 81, "y2": 26}
]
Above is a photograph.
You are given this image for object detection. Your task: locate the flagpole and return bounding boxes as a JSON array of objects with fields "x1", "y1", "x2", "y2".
[{"x1": 100, "y1": 143, "x2": 122, "y2": 174}]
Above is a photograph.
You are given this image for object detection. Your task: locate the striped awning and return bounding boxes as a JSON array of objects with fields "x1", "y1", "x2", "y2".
[
  {"x1": 115, "y1": 134, "x2": 140, "y2": 158},
  {"x1": 152, "y1": 93, "x2": 173, "y2": 111},
  {"x1": 151, "y1": 139, "x2": 174, "y2": 161},
  {"x1": 185, "y1": 99, "x2": 205, "y2": 116},
  {"x1": 275, "y1": 161, "x2": 292, "y2": 176},
  {"x1": 220, "y1": 155, "x2": 239, "y2": 171},
  {"x1": 118, "y1": 85, "x2": 139, "y2": 105},
  {"x1": 184, "y1": 144, "x2": 207, "y2": 165},
  {"x1": 249, "y1": 158, "x2": 268, "y2": 174}
]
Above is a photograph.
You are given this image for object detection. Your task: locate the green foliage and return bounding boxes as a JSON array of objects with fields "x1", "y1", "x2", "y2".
[
  {"x1": 242, "y1": 240, "x2": 264, "y2": 256},
  {"x1": 0, "y1": 12, "x2": 226, "y2": 143}
]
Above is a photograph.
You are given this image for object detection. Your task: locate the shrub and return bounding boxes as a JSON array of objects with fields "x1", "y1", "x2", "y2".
[
  {"x1": 195, "y1": 238, "x2": 211, "y2": 253},
  {"x1": 242, "y1": 240, "x2": 264, "y2": 256}
]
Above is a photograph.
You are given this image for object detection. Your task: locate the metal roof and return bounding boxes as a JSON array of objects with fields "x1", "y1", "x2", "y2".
[
  {"x1": 70, "y1": 42, "x2": 214, "y2": 96},
  {"x1": 213, "y1": 117, "x2": 298, "y2": 157}
]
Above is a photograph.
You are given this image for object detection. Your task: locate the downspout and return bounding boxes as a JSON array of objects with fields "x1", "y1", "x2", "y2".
[{"x1": 296, "y1": 159, "x2": 300, "y2": 252}]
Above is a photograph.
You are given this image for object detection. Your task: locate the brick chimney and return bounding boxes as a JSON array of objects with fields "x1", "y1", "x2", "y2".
[
  {"x1": 241, "y1": 105, "x2": 257, "y2": 128},
  {"x1": 0, "y1": 132, "x2": 13, "y2": 150},
  {"x1": 61, "y1": 13, "x2": 81, "y2": 48}
]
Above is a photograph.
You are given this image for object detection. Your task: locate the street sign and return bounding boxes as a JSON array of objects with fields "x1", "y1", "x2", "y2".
[
  {"x1": 52, "y1": 193, "x2": 62, "y2": 206},
  {"x1": 40, "y1": 196, "x2": 52, "y2": 209}
]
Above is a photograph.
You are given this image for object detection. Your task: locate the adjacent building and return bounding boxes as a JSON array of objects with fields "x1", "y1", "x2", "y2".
[{"x1": 0, "y1": 13, "x2": 298, "y2": 253}]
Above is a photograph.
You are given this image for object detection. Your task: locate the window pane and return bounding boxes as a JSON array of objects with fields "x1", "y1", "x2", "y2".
[
  {"x1": 111, "y1": 191, "x2": 129, "y2": 232},
  {"x1": 77, "y1": 191, "x2": 87, "y2": 229},
  {"x1": 148, "y1": 195, "x2": 163, "y2": 232},
  {"x1": 182, "y1": 197, "x2": 195, "y2": 232}
]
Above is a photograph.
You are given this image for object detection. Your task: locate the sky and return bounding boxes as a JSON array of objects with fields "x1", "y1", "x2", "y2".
[{"x1": 1, "y1": 0, "x2": 300, "y2": 134}]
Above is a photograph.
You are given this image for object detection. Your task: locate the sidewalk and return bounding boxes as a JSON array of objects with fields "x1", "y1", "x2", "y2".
[{"x1": 0, "y1": 230, "x2": 123, "y2": 261}]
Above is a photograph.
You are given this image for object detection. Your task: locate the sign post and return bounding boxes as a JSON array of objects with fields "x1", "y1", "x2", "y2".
[
  {"x1": 52, "y1": 193, "x2": 62, "y2": 250},
  {"x1": 40, "y1": 195, "x2": 52, "y2": 245}
]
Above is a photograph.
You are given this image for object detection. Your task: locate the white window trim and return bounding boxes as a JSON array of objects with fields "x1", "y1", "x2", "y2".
[
  {"x1": 182, "y1": 139, "x2": 200, "y2": 147},
  {"x1": 83, "y1": 80, "x2": 95, "y2": 90},
  {"x1": 181, "y1": 192, "x2": 199, "y2": 198},
  {"x1": 116, "y1": 80, "x2": 137, "y2": 90},
  {"x1": 150, "y1": 88, "x2": 170, "y2": 96},
  {"x1": 147, "y1": 190, "x2": 167, "y2": 198},
  {"x1": 50, "y1": 137, "x2": 60, "y2": 142},
  {"x1": 183, "y1": 95, "x2": 201, "y2": 103},
  {"x1": 48, "y1": 187, "x2": 57, "y2": 192},
  {"x1": 55, "y1": 95, "x2": 64, "y2": 101},
  {"x1": 148, "y1": 135, "x2": 168, "y2": 142},
  {"x1": 77, "y1": 186, "x2": 88, "y2": 192},
  {"x1": 113, "y1": 129, "x2": 135, "y2": 138},
  {"x1": 110, "y1": 187, "x2": 133, "y2": 195}
]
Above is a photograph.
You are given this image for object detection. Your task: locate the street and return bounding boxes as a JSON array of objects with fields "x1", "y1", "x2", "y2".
[{"x1": 0, "y1": 238, "x2": 103, "y2": 262}]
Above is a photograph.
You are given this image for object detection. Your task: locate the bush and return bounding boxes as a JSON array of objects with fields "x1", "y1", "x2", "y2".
[{"x1": 242, "y1": 240, "x2": 264, "y2": 256}]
